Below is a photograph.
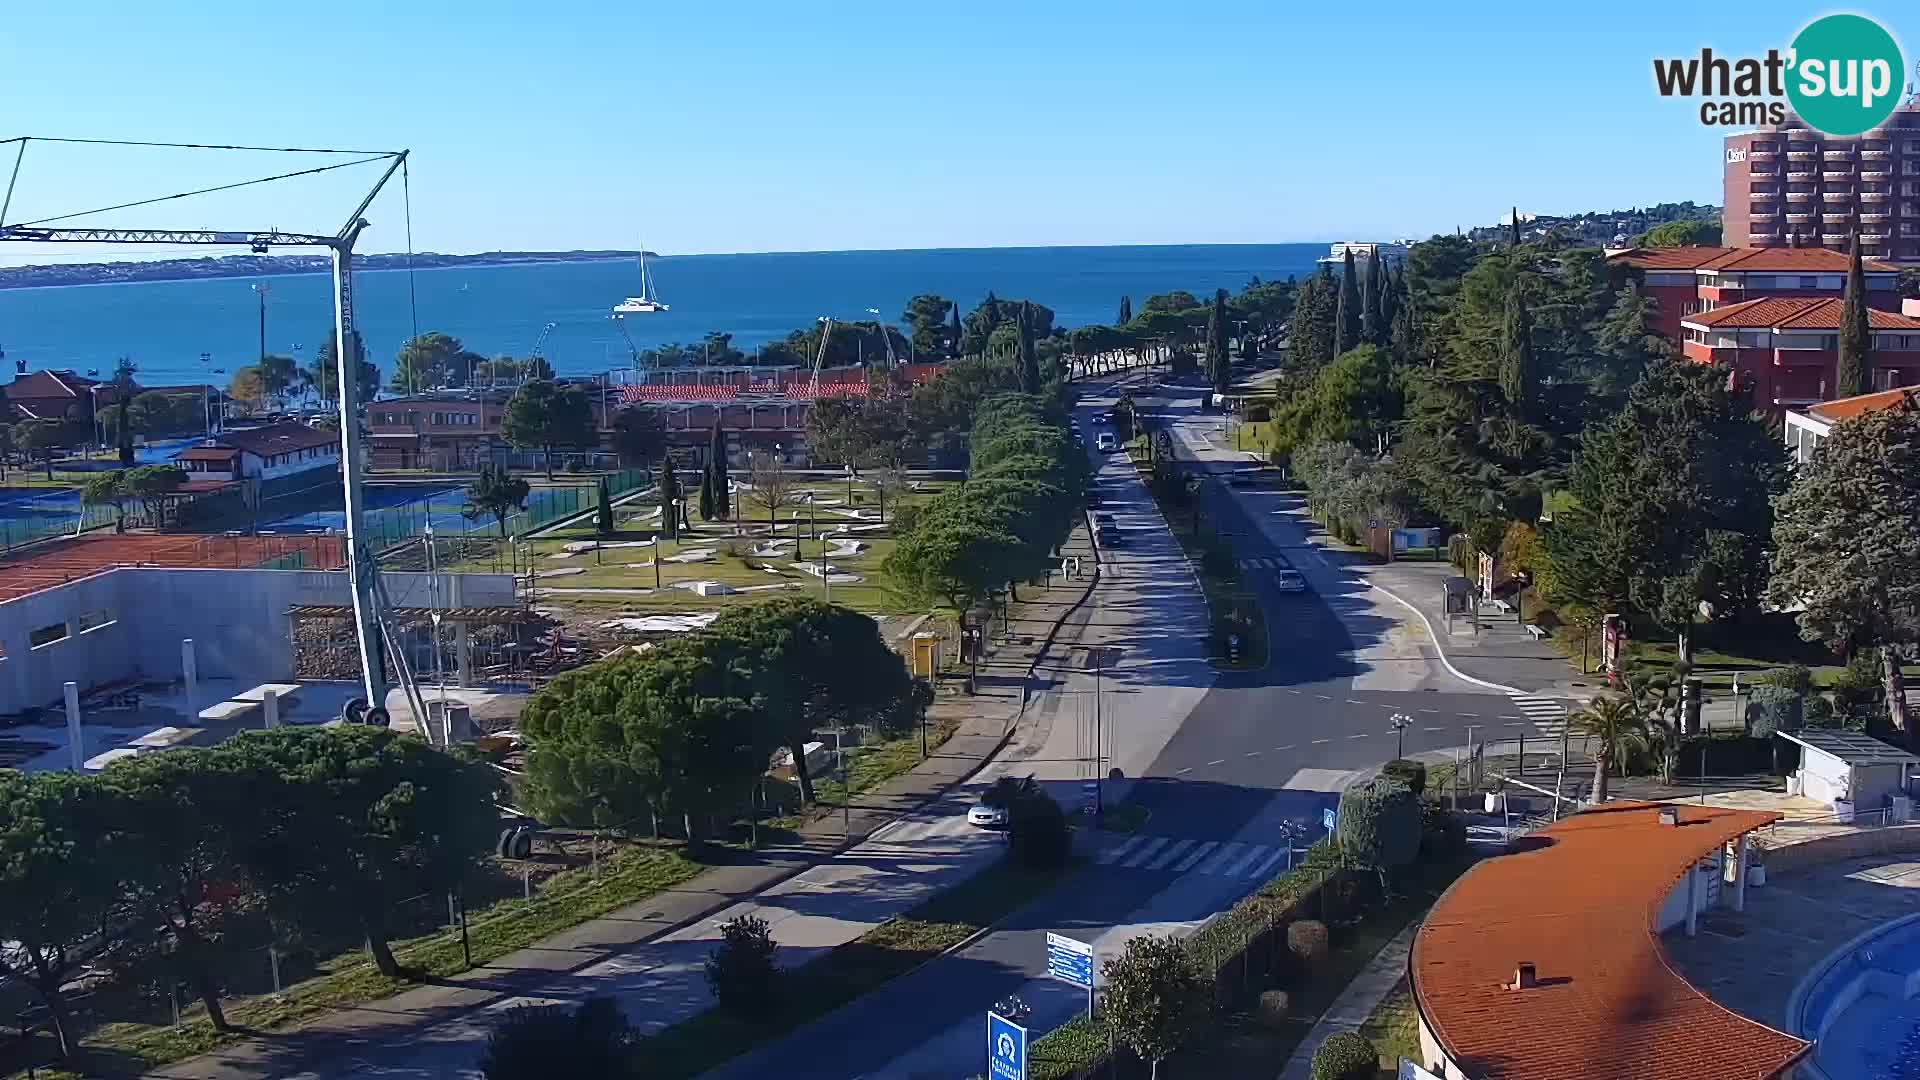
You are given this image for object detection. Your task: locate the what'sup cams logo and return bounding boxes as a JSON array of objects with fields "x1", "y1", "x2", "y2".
[{"x1": 1654, "y1": 14, "x2": 1906, "y2": 135}]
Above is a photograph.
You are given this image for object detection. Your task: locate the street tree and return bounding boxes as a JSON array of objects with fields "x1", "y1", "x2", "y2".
[
  {"x1": 1837, "y1": 239, "x2": 1872, "y2": 399},
  {"x1": 463, "y1": 464, "x2": 530, "y2": 537},
  {"x1": 219, "y1": 727, "x2": 500, "y2": 980},
  {"x1": 1544, "y1": 361, "x2": 1788, "y2": 670},
  {"x1": 1016, "y1": 301, "x2": 1040, "y2": 393},
  {"x1": 310, "y1": 328, "x2": 379, "y2": 405},
  {"x1": 81, "y1": 469, "x2": 130, "y2": 531},
  {"x1": 699, "y1": 430, "x2": 718, "y2": 522},
  {"x1": 125, "y1": 464, "x2": 187, "y2": 527},
  {"x1": 1206, "y1": 287, "x2": 1230, "y2": 393},
  {"x1": 111, "y1": 356, "x2": 137, "y2": 465},
  {"x1": 1100, "y1": 934, "x2": 1209, "y2": 1080},
  {"x1": 501, "y1": 379, "x2": 597, "y2": 479},
  {"x1": 16, "y1": 419, "x2": 66, "y2": 480},
  {"x1": 746, "y1": 448, "x2": 798, "y2": 535},
  {"x1": 901, "y1": 294, "x2": 956, "y2": 359},
  {"x1": 609, "y1": 405, "x2": 666, "y2": 466},
  {"x1": 1292, "y1": 266, "x2": 1340, "y2": 373},
  {"x1": 1770, "y1": 402, "x2": 1920, "y2": 745},
  {"x1": 705, "y1": 597, "x2": 917, "y2": 806},
  {"x1": 391, "y1": 332, "x2": 486, "y2": 393},
  {"x1": 0, "y1": 770, "x2": 123, "y2": 1058}
]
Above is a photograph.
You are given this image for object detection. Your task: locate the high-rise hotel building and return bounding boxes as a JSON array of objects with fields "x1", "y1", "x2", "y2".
[{"x1": 1724, "y1": 102, "x2": 1920, "y2": 263}]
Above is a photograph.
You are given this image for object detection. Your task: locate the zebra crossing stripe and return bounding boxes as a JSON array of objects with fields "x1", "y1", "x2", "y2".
[
  {"x1": 1248, "y1": 847, "x2": 1292, "y2": 880},
  {"x1": 1226, "y1": 845, "x2": 1270, "y2": 877},
  {"x1": 1122, "y1": 837, "x2": 1172, "y2": 868},
  {"x1": 1196, "y1": 842, "x2": 1248, "y2": 875},
  {"x1": 1098, "y1": 835, "x2": 1145, "y2": 865},
  {"x1": 1146, "y1": 838, "x2": 1196, "y2": 871},
  {"x1": 1172, "y1": 840, "x2": 1219, "y2": 872}
]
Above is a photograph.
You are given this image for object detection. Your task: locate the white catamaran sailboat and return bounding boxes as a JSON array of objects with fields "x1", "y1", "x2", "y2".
[{"x1": 612, "y1": 248, "x2": 669, "y2": 314}]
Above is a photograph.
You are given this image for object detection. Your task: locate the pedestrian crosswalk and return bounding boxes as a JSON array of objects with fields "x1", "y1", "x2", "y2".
[
  {"x1": 1238, "y1": 555, "x2": 1292, "y2": 570},
  {"x1": 868, "y1": 815, "x2": 994, "y2": 845},
  {"x1": 1509, "y1": 694, "x2": 1570, "y2": 738},
  {"x1": 1093, "y1": 833, "x2": 1302, "y2": 881}
]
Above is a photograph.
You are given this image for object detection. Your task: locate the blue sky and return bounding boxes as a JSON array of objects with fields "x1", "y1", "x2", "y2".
[{"x1": 0, "y1": 2, "x2": 1910, "y2": 256}]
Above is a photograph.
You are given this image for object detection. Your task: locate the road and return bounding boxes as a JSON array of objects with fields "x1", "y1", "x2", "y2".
[{"x1": 699, "y1": 376, "x2": 1555, "y2": 1079}]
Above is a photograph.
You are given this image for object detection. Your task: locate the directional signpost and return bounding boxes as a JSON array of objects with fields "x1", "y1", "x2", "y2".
[
  {"x1": 1046, "y1": 931, "x2": 1097, "y2": 1015},
  {"x1": 987, "y1": 1010, "x2": 1027, "y2": 1080}
]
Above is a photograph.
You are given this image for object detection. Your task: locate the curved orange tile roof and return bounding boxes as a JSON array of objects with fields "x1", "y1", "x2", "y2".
[{"x1": 1412, "y1": 802, "x2": 1809, "y2": 1080}]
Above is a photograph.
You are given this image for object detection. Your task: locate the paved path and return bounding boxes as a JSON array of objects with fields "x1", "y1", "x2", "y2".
[
  {"x1": 154, "y1": 529, "x2": 1101, "y2": 1079},
  {"x1": 1275, "y1": 923, "x2": 1417, "y2": 1080}
]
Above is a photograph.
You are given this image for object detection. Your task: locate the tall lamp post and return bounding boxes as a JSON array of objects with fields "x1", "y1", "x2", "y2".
[
  {"x1": 251, "y1": 282, "x2": 271, "y2": 379},
  {"x1": 1390, "y1": 712, "x2": 1413, "y2": 760}
]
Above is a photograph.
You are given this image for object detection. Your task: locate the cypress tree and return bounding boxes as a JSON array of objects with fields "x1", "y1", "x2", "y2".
[
  {"x1": 1206, "y1": 288, "x2": 1230, "y2": 392},
  {"x1": 1509, "y1": 206, "x2": 1522, "y2": 247},
  {"x1": 657, "y1": 452, "x2": 680, "y2": 540},
  {"x1": 1118, "y1": 295, "x2": 1132, "y2": 325},
  {"x1": 713, "y1": 431, "x2": 731, "y2": 519},
  {"x1": 1017, "y1": 301, "x2": 1040, "y2": 392},
  {"x1": 1335, "y1": 248, "x2": 1362, "y2": 355},
  {"x1": 1362, "y1": 251, "x2": 1386, "y2": 346},
  {"x1": 1389, "y1": 279, "x2": 1417, "y2": 366},
  {"x1": 1836, "y1": 237, "x2": 1872, "y2": 399},
  {"x1": 1500, "y1": 283, "x2": 1536, "y2": 416},
  {"x1": 1379, "y1": 264, "x2": 1401, "y2": 345},
  {"x1": 701, "y1": 426, "x2": 725, "y2": 519},
  {"x1": 947, "y1": 303, "x2": 962, "y2": 358}
]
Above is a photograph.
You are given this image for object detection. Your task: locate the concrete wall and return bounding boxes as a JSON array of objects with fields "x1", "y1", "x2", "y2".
[{"x1": 0, "y1": 568, "x2": 514, "y2": 716}]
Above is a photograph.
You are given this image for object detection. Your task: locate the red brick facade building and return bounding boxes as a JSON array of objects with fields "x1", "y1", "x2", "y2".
[
  {"x1": 1680, "y1": 296, "x2": 1920, "y2": 408},
  {"x1": 1608, "y1": 246, "x2": 1901, "y2": 340},
  {"x1": 1723, "y1": 103, "x2": 1920, "y2": 261}
]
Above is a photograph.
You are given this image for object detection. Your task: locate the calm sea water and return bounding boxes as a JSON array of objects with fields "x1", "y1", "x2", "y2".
[{"x1": 0, "y1": 244, "x2": 1326, "y2": 388}]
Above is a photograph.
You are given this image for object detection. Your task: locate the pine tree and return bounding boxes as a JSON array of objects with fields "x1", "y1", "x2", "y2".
[
  {"x1": 1362, "y1": 251, "x2": 1386, "y2": 346},
  {"x1": 1118, "y1": 295, "x2": 1132, "y2": 325},
  {"x1": 1837, "y1": 237, "x2": 1872, "y2": 399},
  {"x1": 1335, "y1": 248, "x2": 1362, "y2": 355},
  {"x1": 1500, "y1": 283, "x2": 1536, "y2": 416}
]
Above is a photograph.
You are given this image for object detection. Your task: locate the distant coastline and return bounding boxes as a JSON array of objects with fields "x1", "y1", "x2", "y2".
[{"x1": 0, "y1": 250, "x2": 647, "y2": 291}]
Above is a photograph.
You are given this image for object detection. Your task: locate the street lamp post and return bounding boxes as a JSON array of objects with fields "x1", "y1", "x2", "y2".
[
  {"x1": 251, "y1": 282, "x2": 271, "y2": 376},
  {"x1": 1390, "y1": 712, "x2": 1413, "y2": 760}
]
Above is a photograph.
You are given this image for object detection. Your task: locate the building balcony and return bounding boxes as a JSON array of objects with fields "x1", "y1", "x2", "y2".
[
  {"x1": 1823, "y1": 169, "x2": 1854, "y2": 182},
  {"x1": 1750, "y1": 230, "x2": 1784, "y2": 243},
  {"x1": 1787, "y1": 149, "x2": 1820, "y2": 160},
  {"x1": 1863, "y1": 149, "x2": 1892, "y2": 160},
  {"x1": 1750, "y1": 150, "x2": 1780, "y2": 161},
  {"x1": 1824, "y1": 147, "x2": 1856, "y2": 159},
  {"x1": 1863, "y1": 168, "x2": 1893, "y2": 180},
  {"x1": 1786, "y1": 191, "x2": 1816, "y2": 202},
  {"x1": 1862, "y1": 209, "x2": 1892, "y2": 220},
  {"x1": 1786, "y1": 211, "x2": 1817, "y2": 223},
  {"x1": 1750, "y1": 210, "x2": 1782, "y2": 221},
  {"x1": 1822, "y1": 190, "x2": 1854, "y2": 202},
  {"x1": 1823, "y1": 231, "x2": 1854, "y2": 242},
  {"x1": 1774, "y1": 346, "x2": 1837, "y2": 367},
  {"x1": 1862, "y1": 191, "x2": 1891, "y2": 202}
]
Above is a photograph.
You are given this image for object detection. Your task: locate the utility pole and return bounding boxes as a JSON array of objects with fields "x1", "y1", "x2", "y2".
[{"x1": 252, "y1": 282, "x2": 270, "y2": 378}]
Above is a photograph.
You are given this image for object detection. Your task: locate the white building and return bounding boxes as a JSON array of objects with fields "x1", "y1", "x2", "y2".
[
  {"x1": 1317, "y1": 241, "x2": 1408, "y2": 273},
  {"x1": 174, "y1": 422, "x2": 340, "y2": 485},
  {"x1": 1783, "y1": 386, "x2": 1920, "y2": 465}
]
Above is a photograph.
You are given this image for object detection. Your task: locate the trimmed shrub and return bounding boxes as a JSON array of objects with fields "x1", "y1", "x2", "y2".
[
  {"x1": 1755, "y1": 664, "x2": 1814, "y2": 694},
  {"x1": 1256, "y1": 989, "x2": 1291, "y2": 1027},
  {"x1": 1419, "y1": 801, "x2": 1468, "y2": 860},
  {"x1": 1286, "y1": 919, "x2": 1329, "y2": 973},
  {"x1": 1381, "y1": 758, "x2": 1427, "y2": 796},
  {"x1": 1310, "y1": 1031, "x2": 1378, "y2": 1080},
  {"x1": 1336, "y1": 775, "x2": 1422, "y2": 872},
  {"x1": 705, "y1": 914, "x2": 779, "y2": 1017},
  {"x1": 482, "y1": 996, "x2": 633, "y2": 1080},
  {"x1": 1744, "y1": 684, "x2": 1803, "y2": 739}
]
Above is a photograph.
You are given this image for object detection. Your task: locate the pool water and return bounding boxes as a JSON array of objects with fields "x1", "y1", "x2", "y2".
[{"x1": 1795, "y1": 913, "x2": 1920, "y2": 1078}]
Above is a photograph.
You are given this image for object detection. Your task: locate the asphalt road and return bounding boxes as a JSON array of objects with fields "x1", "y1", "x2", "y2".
[{"x1": 701, "y1": 376, "x2": 1538, "y2": 1080}]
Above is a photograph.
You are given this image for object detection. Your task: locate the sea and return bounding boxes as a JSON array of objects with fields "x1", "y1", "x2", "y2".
[{"x1": 0, "y1": 243, "x2": 1328, "y2": 388}]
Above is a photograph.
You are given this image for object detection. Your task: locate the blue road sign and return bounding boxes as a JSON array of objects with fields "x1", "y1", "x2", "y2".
[
  {"x1": 1046, "y1": 931, "x2": 1095, "y2": 989},
  {"x1": 1323, "y1": 806, "x2": 1338, "y2": 832},
  {"x1": 988, "y1": 1010, "x2": 1027, "y2": 1080}
]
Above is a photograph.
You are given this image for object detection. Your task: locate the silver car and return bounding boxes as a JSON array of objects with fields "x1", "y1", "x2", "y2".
[{"x1": 1273, "y1": 570, "x2": 1308, "y2": 594}]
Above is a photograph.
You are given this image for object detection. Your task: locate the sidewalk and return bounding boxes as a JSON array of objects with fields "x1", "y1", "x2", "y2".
[
  {"x1": 154, "y1": 526, "x2": 1102, "y2": 1079},
  {"x1": 1275, "y1": 923, "x2": 1417, "y2": 1080}
]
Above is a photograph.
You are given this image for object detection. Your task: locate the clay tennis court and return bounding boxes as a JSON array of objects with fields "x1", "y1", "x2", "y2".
[{"x1": 0, "y1": 534, "x2": 347, "y2": 601}]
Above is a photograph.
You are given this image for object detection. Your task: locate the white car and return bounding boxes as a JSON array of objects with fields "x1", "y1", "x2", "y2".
[
  {"x1": 1096, "y1": 432, "x2": 1118, "y2": 452},
  {"x1": 1273, "y1": 570, "x2": 1308, "y2": 594},
  {"x1": 968, "y1": 802, "x2": 1009, "y2": 829}
]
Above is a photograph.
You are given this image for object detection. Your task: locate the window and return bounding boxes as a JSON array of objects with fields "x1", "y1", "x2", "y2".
[
  {"x1": 1748, "y1": 275, "x2": 1775, "y2": 289},
  {"x1": 29, "y1": 622, "x2": 69, "y2": 649},
  {"x1": 1801, "y1": 276, "x2": 1819, "y2": 288},
  {"x1": 76, "y1": 609, "x2": 113, "y2": 633}
]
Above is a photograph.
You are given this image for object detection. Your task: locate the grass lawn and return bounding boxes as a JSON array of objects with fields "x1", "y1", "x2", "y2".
[
  {"x1": 810, "y1": 717, "x2": 963, "y2": 808},
  {"x1": 638, "y1": 855, "x2": 1070, "y2": 1079},
  {"x1": 1356, "y1": 978, "x2": 1422, "y2": 1076},
  {"x1": 44, "y1": 844, "x2": 704, "y2": 1076}
]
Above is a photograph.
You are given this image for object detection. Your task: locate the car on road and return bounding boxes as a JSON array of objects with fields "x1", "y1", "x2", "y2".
[
  {"x1": 1273, "y1": 569, "x2": 1308, "y2": 593},
  {"x1": 967, "y1": 801, "x2": 1009, "y2": 829},
  {"x1": 1096, "y1": 432, "x2": 1118, "y2": 452}
]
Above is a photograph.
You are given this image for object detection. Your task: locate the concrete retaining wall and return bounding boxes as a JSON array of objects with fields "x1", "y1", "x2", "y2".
[
  {"x1": 1764, "y1": 824, "x2": 1920, "y2": 876},
  {"x1": 0, "y1": 568, "x2": 514, "y2": 716}
]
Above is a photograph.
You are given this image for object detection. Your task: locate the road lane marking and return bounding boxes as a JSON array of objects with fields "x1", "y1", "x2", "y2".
[
  {"x1": 1312, "y1": 738, "x2": 1331, "y2": 744},
  {"x1": 1244, "y1": 751, "x2": 1261, "y2": 758},
  {"x1": 1172, "y1": 841, "x2": 1219, "y2": 872},
  {"x1": 1175, "y1": 767, "x2": 1193, "y2": 775},
  {"x1": 1419, "y1": 708, "x2": 1440, "y2": 713},
  {"x1": 1207, "y1": 759, "x2": 1227, "y2": 767},
  {"x1": 1423, "y1": 726, "x2": 1445, "y2": 732},
  {"x1": 1460, "y1": 713, "x2": 1479, "y2": 718},
  {"x1": 1122, "y1": 837, "x2": 1172, "y2": 868},
  {"x1": 1146, "y1": 838, "x2": 1196, "y2": 871},
  {"x1": 1274, "y1": 744, "x2": 1295, "y2": 751},
  {"x1": 1504, "y1": 721, "x2": 1527, "y2": 727},
  {"x1": 1348, "y1": 733, "x2": 1369, "y2": 739},
  {"x1": 1315, "y1": 694, "x2": 1332, "y2": 700},
  {"x1": 1097, "y1": 835, "x2": 1146, "y2": 865}
]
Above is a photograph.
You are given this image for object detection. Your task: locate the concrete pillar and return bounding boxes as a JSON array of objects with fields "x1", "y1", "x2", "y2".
[
  {"x1": 449, "y1": 574, "x2": 471, "y2": 687},
  {"x1": 1734, "y1": 837, "x2": 1749, "y2": 913},
  {"x1": 65, "y1": 682, "x2": 83, "y2": 771},
  {"x1": 262, "y1": 689, "x2": 279, "y2": 729},
  {"x1": 182, "y1": 638, "x2": 198, "y2": 718},
  {"x1": 1686, "y1": 862, "x2": 1700, "y2": 937}
]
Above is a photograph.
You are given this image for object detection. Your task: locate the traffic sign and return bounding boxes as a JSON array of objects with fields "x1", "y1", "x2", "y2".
[
  {"x1": 1046, "y1": 932, "x2": 1095, "y2": 989},
  {"x1": 1323, "y1": 806, "x2": 1338, "y2": 832},
  {"x1": 988, "y1": 1010, "x2": 1027, "y2": 1080}
]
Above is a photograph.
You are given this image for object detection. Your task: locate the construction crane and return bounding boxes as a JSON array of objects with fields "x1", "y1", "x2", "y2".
[
  {"x1": 0, "y1": 141, "x2": 413, "y2": 724},
  {"x1": 809, "y1": 316, "x2": 836, "y2": 399}
]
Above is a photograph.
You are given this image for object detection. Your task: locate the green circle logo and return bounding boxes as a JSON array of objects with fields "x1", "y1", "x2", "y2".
[{"x1": 1786, "y1": 14, "x2": 1905, "y2": 136}]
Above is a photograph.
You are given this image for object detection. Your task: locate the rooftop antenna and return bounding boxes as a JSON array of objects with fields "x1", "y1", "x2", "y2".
[{"x1": 0, "y1": 137, "x2": 412, "y2": 718}]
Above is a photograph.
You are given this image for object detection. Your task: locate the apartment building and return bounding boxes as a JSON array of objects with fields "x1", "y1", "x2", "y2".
[
  {"x1": 1724, "y1": 103, "x2": 1920, "y2": 263},
  {"x1": 1679, "y1": 296, "x2": 1920, "y2": 409}
]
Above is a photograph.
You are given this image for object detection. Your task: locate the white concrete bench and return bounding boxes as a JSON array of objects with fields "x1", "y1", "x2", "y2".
[
  {"x1": 1488, "y1": 597, "x2": 1513, "y2": 614},
  {"x1": 1526, "y1": 623, "x2": 1549, "y2": 642}
]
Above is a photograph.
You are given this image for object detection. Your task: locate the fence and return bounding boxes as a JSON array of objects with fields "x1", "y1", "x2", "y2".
[
  {"x1": 351, "y1": 469, "x2": 654, "y2": 553},
  {"x1": 0, "y1": 496, "x2": 122, "y2": 554}
]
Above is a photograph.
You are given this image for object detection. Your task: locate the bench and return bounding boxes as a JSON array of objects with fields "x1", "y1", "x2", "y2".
[
  {"x1": 1525, "y1": 624, "x2": 1549, "y2": 642},
  {"x1": 1489, "y1": 598, "x2": 1513, "y2": 614}
]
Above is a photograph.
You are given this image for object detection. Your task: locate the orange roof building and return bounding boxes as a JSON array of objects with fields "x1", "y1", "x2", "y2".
[
  {"x1": 1607, "y1": 245, "x2": 1902, "y2": 342},
  {"x1": 1411, "y1": 802, "x2": 1808, "y2": 1080},
  {"x1": 1676, "y1": 297, "x2": 1920, "y2": 412},
  {"x1": 1784, "y1": 385, "x2": 1920, "y2": 466}
]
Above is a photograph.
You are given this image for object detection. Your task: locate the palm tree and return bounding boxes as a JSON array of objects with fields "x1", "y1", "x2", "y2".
[{"x1": 1568, "y1": 694, "x2": 1650, "y2": 803}]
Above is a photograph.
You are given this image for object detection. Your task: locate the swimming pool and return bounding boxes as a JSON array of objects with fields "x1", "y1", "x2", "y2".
[{"x1": 1791, "y1": 912, "x2": 1920, "y2": 1078}]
